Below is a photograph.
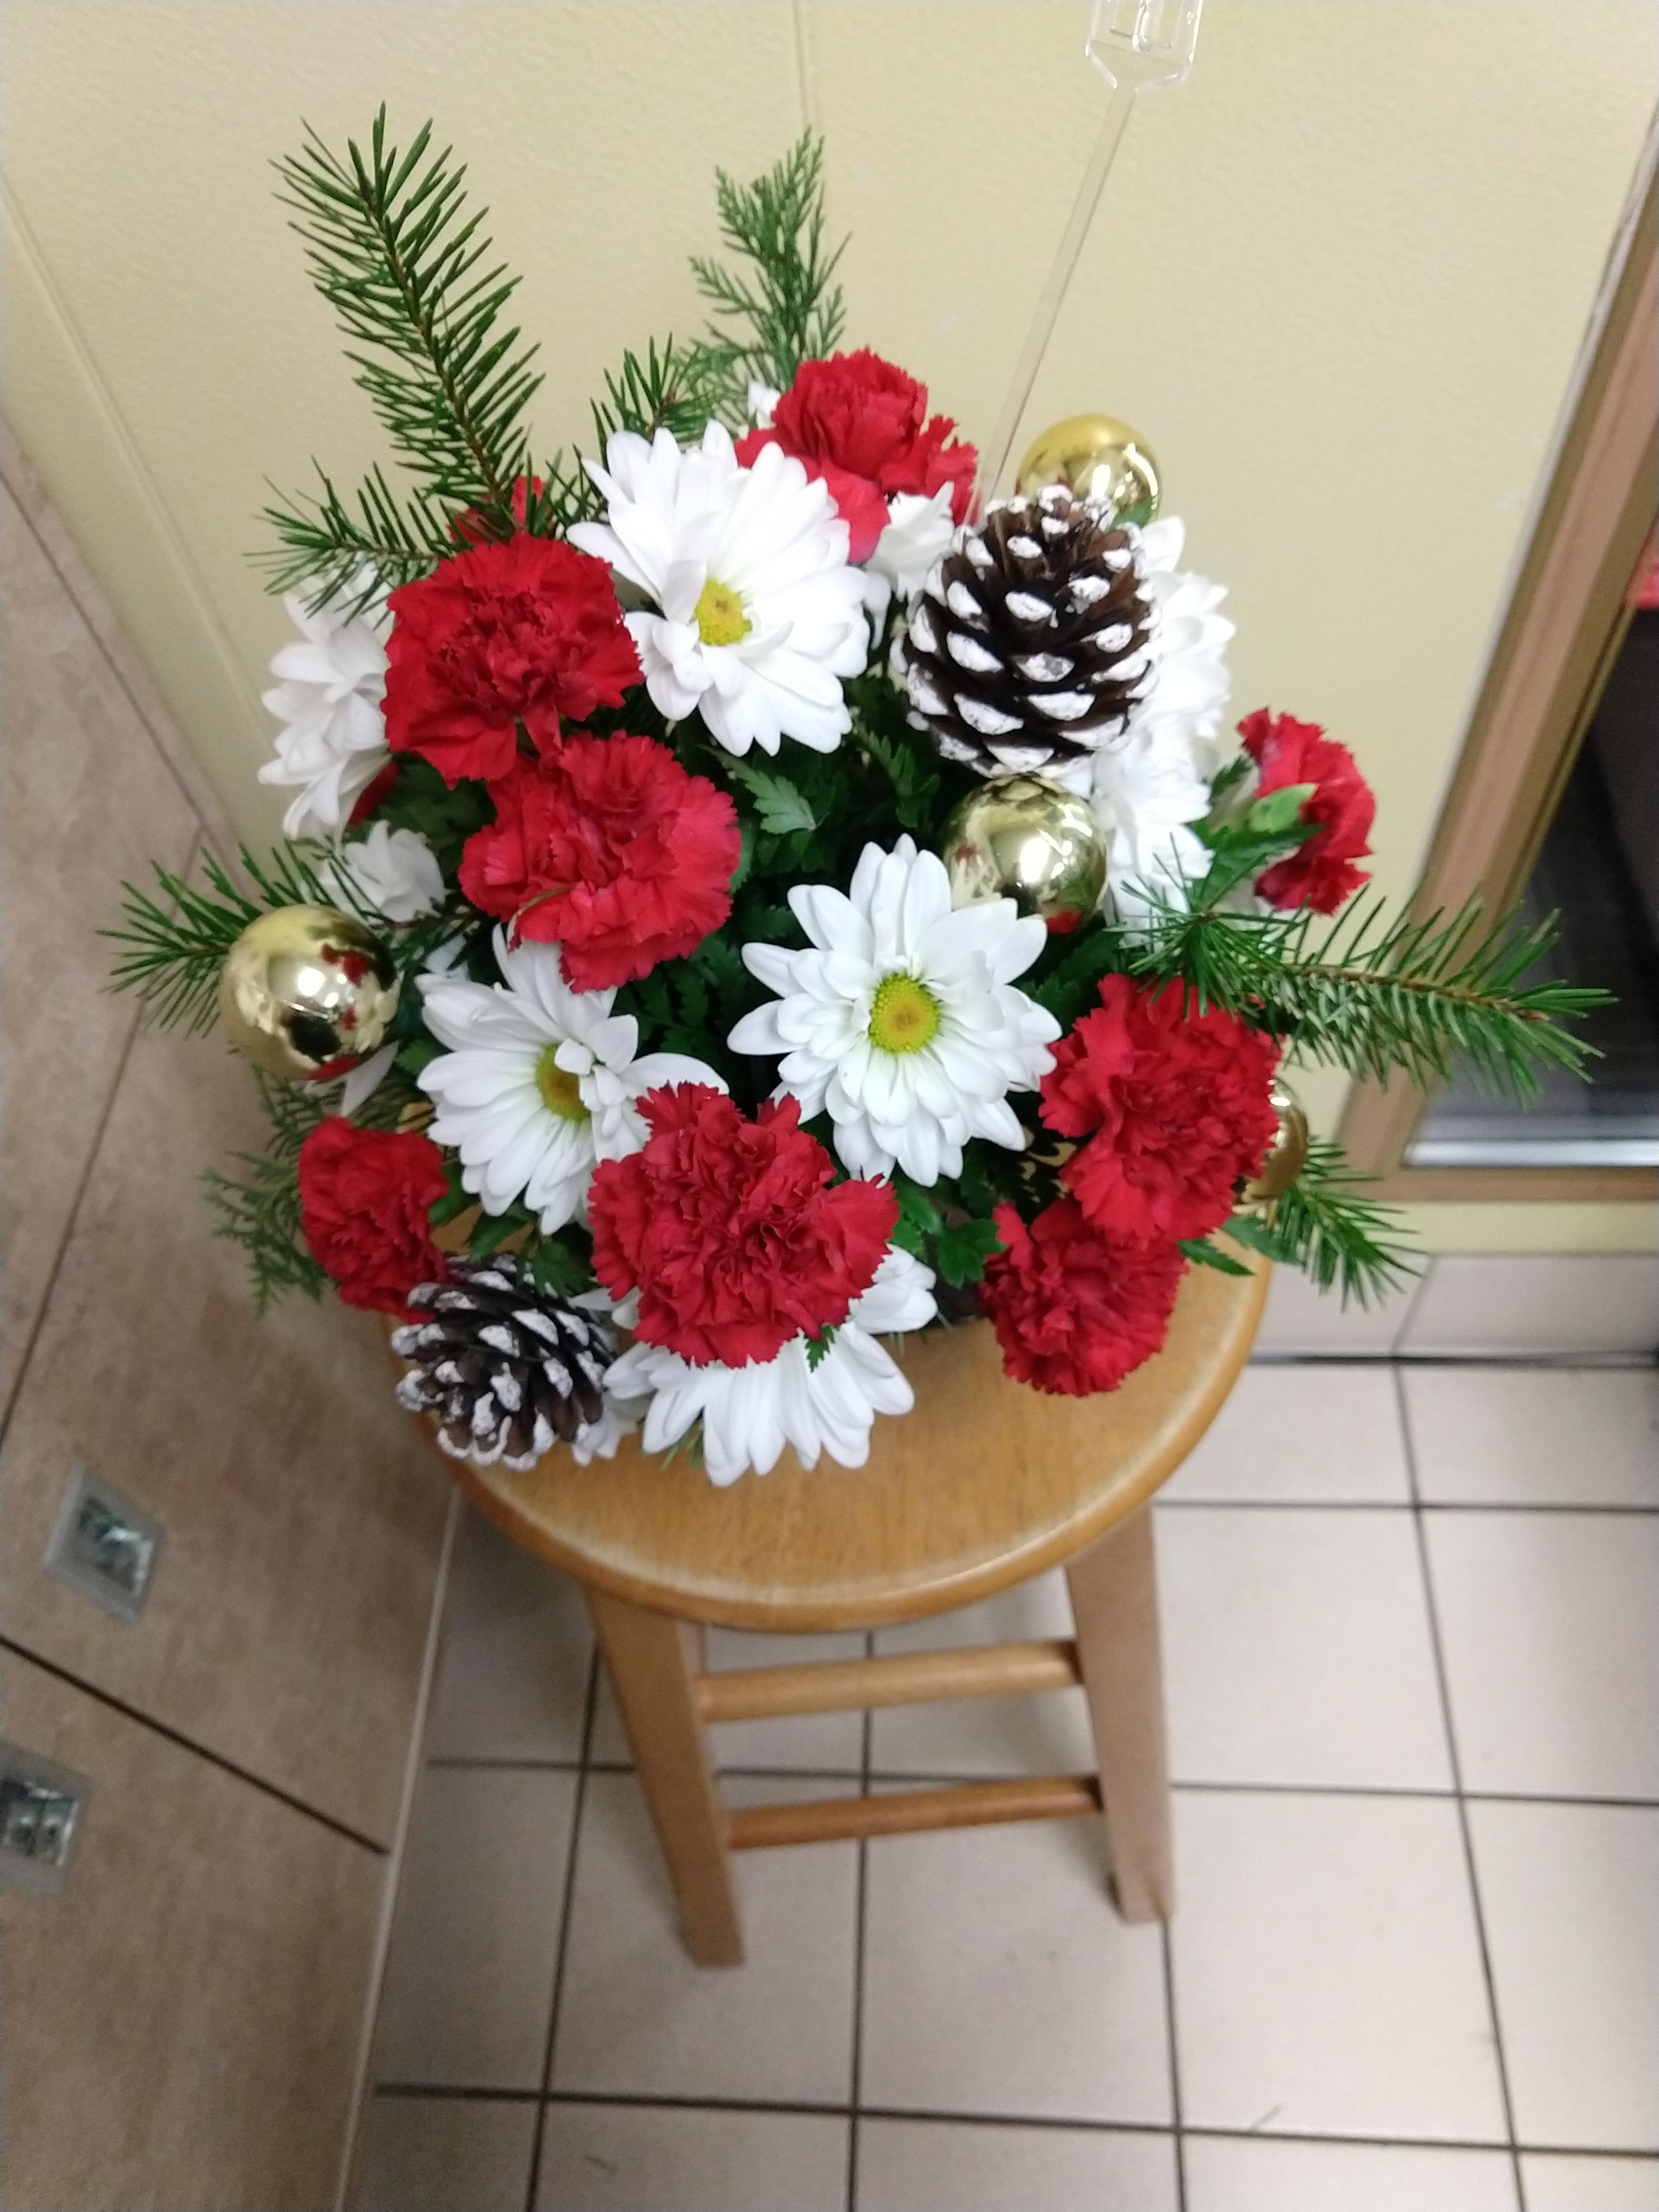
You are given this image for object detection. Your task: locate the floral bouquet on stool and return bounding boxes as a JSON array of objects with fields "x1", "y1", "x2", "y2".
[{"x1": 112, "y1": 118, "x2": 1602, "y2": 1488}]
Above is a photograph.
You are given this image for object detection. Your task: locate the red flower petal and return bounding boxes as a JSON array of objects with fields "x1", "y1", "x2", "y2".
[
  {"x1": 588, "y1": 1087, "x2": 898, "y2": 1369},
  {"x1": 383, "y1": 535, "x2": 640, "y2": 787},
  {"x1": 978, "y1": 1200, "x2": 1186, "y2": 1396},
  {"x1": 297, "y1": 1119, "x2": 449, "y2": 1315},
  {"x1": 1039, "y1": 976, "x2": 1282, "y2": 1245},
  {"x1": 458, "y1": 732, "x2": 741, "y2": 991}
]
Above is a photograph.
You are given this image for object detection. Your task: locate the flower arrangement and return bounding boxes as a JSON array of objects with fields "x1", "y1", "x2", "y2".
[{"x1": 111, "y1": 119, "x2": 1602, "y2": 1488}]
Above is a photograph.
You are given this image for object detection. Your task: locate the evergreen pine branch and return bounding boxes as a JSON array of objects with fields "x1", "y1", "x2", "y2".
[
  {"x1": 1118, "y1": 893, "x2": 1609, "y2": 1100},
  {"x1": 201, "y1": 1073, "x2": 328, "y2": 1314},
  {"x1": 686, "y1": 133, "x2": 847, "y2": 416},
  {"x1": 256, "y1": 463, "x2": 455, "y2": 608},
  {"x1": 105, "y1": 846, "x2": 337, "y2": 1032},
  {"x1": 588, "y1": 337, "x2": 723, "y2": 455},
  {"x1": 273, "y1": 110, "x2": 541, "y2": 530},
  {"x1": 1224, "y1": 1141, "x2": 1417, "y2": 1308}
]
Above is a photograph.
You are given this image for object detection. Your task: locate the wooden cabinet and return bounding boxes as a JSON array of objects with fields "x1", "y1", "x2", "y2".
[{"x1": 1, "y1": 435, "x2": 450, "y2": 2201}]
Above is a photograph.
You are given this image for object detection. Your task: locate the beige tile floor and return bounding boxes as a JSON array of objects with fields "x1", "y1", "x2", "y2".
[{"x1": 356, "y1": 1358, "x2": 1659, "y2": 2212}]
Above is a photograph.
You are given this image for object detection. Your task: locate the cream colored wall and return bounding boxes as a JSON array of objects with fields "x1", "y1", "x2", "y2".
[{"x1": 4, "y1": 0, "x2": 1655, "y2": 1250}]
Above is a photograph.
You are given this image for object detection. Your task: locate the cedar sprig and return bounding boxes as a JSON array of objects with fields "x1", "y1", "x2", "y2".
[
  {"x1": 274, "y1": 110, "x2": 541, "y2": 534},
  {"x1": 686, "y1": 133, "x2": 847, "y2": 419}
]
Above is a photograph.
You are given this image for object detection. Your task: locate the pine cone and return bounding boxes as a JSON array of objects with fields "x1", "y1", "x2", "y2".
[
  {"x1": 902, "y1": 486, "x2": 1154, "y2": 775},
  {"x1": 392, "y1": 1257, "x2": 617, "y2": 1471}
]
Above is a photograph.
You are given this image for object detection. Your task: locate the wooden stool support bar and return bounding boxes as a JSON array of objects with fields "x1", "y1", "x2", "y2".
[
  {"x1": 725, "y1": 1774, "x2": 1102, "y2": 1851},
  {"x1": 696, "y1": 1638, "x2": 1081, "y2": 1724}
]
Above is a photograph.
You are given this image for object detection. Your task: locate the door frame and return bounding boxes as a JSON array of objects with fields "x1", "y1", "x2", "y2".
[{"x1": 1339, "y1": 129, "x2": 1659, "y2": 1203}]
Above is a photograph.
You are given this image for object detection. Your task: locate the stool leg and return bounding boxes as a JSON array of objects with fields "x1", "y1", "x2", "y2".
[
  {"x1": 1065, "y1": 1503, "x2": 1174, "y2": 1923},
  {"x1": 585, "y1": 1586, "x2": 744, "y2": 1966}
]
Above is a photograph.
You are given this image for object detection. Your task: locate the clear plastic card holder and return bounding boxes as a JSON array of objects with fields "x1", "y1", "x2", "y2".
[{"x1": 979, "y1": 0, "x2": 1204, "y2": 499}]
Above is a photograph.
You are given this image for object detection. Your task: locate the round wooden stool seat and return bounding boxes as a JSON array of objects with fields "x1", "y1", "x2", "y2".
[{"x1": 449, "y1": 1256, "x2": 1268, "y2": 1634}]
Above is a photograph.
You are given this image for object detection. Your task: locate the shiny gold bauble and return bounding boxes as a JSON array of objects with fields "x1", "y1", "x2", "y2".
[
  {"x1": 941, "y1": 774, "x2": 1108, "y2": 933},
  {"x1": 1243, "y1": 1077, "x2": 1311, "y2": 1205},
  {"x1": 218, "y1": 904, "x2": 400, "y2": 1082},
  {"x1": 1015, "y1": 413, "x2": 1161, "y2": 527}
]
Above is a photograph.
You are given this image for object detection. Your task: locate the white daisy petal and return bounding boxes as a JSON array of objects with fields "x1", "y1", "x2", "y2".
[
  {"x1": 417, "y1": 928, "x2": 720, "y2": 1230},
  {"x1": 730, "y1": 838, "x2": 1055, "y2": 1184},
  {"x1": 572, "y1": 422, "x2": 867, "y2": 757},
  {"x1": 608, "y1": 1251, "x2": 935, "y2": 1488}
]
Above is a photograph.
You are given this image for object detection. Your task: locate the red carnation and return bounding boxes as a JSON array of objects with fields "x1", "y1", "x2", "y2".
[
  {"x1": 297, "y1": 1119, "x2": 450, "y2": 1316},
  {"x1": 736, "y1": 350, "x2": 977, "y2": 562},
  {"x1": 978, "y1": 1201, "x2": 1186, "y2": 1397},
  {"x1": 588, "y1": 1087, "x2": 898, "y2": 1369},
  {"x1": 459, "y1": 732, "x2": 740, "y2": 991},
  {"x1": 1041, "y1": 975, "x2": 1282, "y2": 1245},
  {"x1": 383, "y1": 536, "x2": 640, "y2": 786},
  {"x1": 1239, "y1": 708, "x2": 1374, "y2": 914}
]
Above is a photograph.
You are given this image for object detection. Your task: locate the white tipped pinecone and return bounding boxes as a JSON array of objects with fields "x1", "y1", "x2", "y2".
[
  {"x1": 903, "y1": 486, "x2": 1154, "y2": 775},
  {"x1": 392, "y1": 1257, "x2": 616, "y2": 1471}
]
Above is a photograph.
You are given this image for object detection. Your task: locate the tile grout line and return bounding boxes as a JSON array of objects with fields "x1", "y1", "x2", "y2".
[
  {"x1": 422, "y1": 1756, "x2": 1659, "y2": 1814},
  {"x1": 846, "y1": 1633, "x2": 875, "y2": 2212},
  {"x1": 523, "y1": 1650, "x2": 601, "y2": 2212},
  {"x1": 382, "y1": 2076, "x2": 1651, "y2": 2159},
  {"x1": 1156, "y1": 1498, "x2": 1659, "y2": 1515},
  {"x1": 1160, "y1": 1921, "x2": 1188, "y2": 2212},
  {"x1": 1393, "y1": 1365, "x2": 1528, "y2": 2212},
  {"x1": 0, "y1": 1633, "x2": 383, "y2": 1854},
  {"x1": 0, "y1": 826, "x2": 180, "y2": 1446}
]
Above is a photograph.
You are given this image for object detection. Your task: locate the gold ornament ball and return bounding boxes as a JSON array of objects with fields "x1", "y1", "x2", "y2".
[
  {"x1": 941, "y1": 774, "x2": 1108, "y2": 933},
  {"x1": 1015, "y1": 413, "x2": 1161, "y2": 527},
  {"x1": 218, "y1": 904, "x2": 400, "y2": 1082},
  {"x1": 1244, "y1": 1077, "x2": 1311, "y2": 1205}
]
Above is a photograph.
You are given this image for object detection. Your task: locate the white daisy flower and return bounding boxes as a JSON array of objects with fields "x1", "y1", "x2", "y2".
[
  {"x1": 606, "y1": 1248, "x2": 937, "y2": 1487},
  {"x1": 417, "y1": 930, "x2": 724, "y2": 1231},
  {"x1": 257, "y1": 577, "x2": 391, "y2": 839},
  {"x1": 321, "y1": 822, "x2": 444, "y2": 923},
  {"x1": 727, "y1": 836, "x2": 1060, "y2": 1186},
  {"x1": 569, "y1": 422, "x2": 867, "y2": 757}
]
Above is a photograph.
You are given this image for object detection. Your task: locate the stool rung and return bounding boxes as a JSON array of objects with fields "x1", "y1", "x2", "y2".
[
  {"x1": 697, "y1": 1638, "x2": 1080, "y2": 1725},
  {"x1": 726, "y1": 1774, "x2": 1101, "y2": 1850}
]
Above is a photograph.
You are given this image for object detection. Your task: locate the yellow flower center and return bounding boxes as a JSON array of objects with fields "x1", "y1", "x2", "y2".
[
  {"x1": 694, "y1": 577, "x2": 750, "y2": 647},
  {"x1": 534, "y1": 1046, "x2": 590, "y2": 1122},
  {"x1": 868, "y1": 973, "x2": 941, "y2": 1056}
]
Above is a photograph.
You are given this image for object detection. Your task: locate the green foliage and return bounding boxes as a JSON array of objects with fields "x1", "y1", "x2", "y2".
[
  {"x1": 686, "y1": 133, "x2": 847, "y2": 420},
  {"x1": 1177, "y1": 1236, "x2": 1254, "y2": 1279},
  {"x1": 105, "y1": 845, "x2": 336, "y2": 1034},
  {"x1": 889, "y1": 1171, "x2": 1004, "y2": 1288},
  {"x1": 201, "y1": 1073, "x2": 329, "y2": 1313},
  {"x1": 257, "y1": 464, "x2": 455, "y2": 611},
  {"x1": 721, "y1": 758, "x2": 818, "y2": 837},
  {"x1": 589, "y1": 336, "x2": 723, "y2": 458},
  {"x1": 520, "y1": 1228, "x2": 595, "y2": 1299},
  {"x1": 275, "y1": 110, "x2": 541, "y2": 526},
  {"x1": 1223, "y1": 1141, "x2": 1417, "y2": 1308},
  {"x1": 857, "y1": 725, "x2": 941, "y2": 833},
  {"x1": 1117, "y1": 893, "x2": 1608, "y2": 1100}
]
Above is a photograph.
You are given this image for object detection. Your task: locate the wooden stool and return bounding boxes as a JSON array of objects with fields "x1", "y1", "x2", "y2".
[{"x1": 449, "y1": 1257, "x2": 1267, "y2": 1965}]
